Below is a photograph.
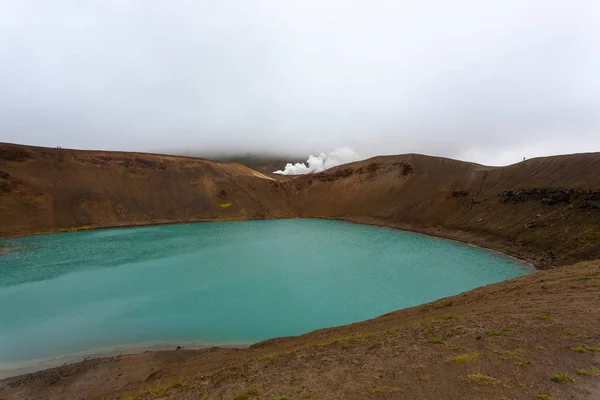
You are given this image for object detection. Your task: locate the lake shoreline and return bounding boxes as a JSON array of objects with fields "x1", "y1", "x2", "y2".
[
  {"x1": 332, "y1": 216, "x2": 540, "y2": 269},
  {"x1": 0, "y1": 216, "x2": 546, "y2": 269},
  {"x1": 0, "y1": 342, "x2": 249, "y2": 380}
]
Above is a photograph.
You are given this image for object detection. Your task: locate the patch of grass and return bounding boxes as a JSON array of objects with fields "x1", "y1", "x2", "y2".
[
  {"x1": 576, "y1": 367, "x2": 600, "y2": 376},
  {"x1": 573, "y1": 344, "x2": 600, "y2": 353},
  {"x1": 218, "y1": 202, "x2": 233, "y2": 209},
  {"x1": 575, "y1": 275, "x2": 600, "y2": 281},
  {"x1": 551, "y1": 374, "x2": 575, "y2": 383},
  {"x1": 466, "y1": 373, "x2": 501, "y2": 386},
  {"x1": 534, "y1": 315, "x2": 555, "y2": 321},
  {"x1": 146, "y1": 378, "x2": 184, "y2": 397},
  {"x1": 419, "y1": 375, "x2": 430, "y2": 381},
  {"x1": 318, "y1": 333, "x2": 373, "y2": 348},
  {"x1": 427, "y1": 337, "x2": 445, "y2": 344},
  {"x1": 278, "y1": 397, "x2": 290, "y2": 400},
  {"x1": 260, "y1": 355, "x2": 279, "y2": 364},
  {"x1": 233, "y1": 389, "x2": 261, "y2": 400},
  {"x1": 56, "y1": 225, "x2": 92, "y2": 233},
  {"x1": 536, "y1": 393, "x2": 553, "y2": 399},
  {"x1": 536, "y1": 345, "x2": 545, "y2": 350},
  {"x1": 372, "y1": 386, "x2": 403, "y2": 393},
  {"x1": 170, "y1": 381, "x2": 182, "y2": 389},
  {"x1": 496, "y1": 348, "x2": 531, "y2": 366},
  {"x1": 445, "y1": 352, "x2": 480, "y2": 364},
  {"x1": 449, "y1": 344, "x2": 463, "y2": 351}
]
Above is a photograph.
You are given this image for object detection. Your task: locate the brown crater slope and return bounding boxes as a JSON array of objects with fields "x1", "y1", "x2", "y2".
[
  {"x1": 1, "y1": 143, "x2": 600, "y2": 400},
  {"x1": 0, "y1": 143, "x2": 292, "y2": 238},
  {"x1": 285, "y1": 153, "x2": 600, "y2": 267}
]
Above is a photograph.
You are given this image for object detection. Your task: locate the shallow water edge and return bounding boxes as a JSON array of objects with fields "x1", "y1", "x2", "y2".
[
  {"x1": 0, "y1": 341, "x2": 249, "y2": 380},
  {"x1": 0, "y1": 215, "x2": 542, "y2": 269}
]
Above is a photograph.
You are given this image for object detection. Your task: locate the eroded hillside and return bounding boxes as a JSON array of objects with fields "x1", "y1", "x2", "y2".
[
  {"x1": 0, "y1": 143, "x2": 292, "y2": 237},
  {"x1": 284, "y1": 154, "x2": 600, "y2": 267}
]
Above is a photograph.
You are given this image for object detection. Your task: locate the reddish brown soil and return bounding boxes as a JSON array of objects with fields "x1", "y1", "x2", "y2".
[
  {"x1": 0, "y1": 143, "x2": 292, "y2": 238},
  {"x1": 1, "y1": 143, "x2": 599, "y2": 400}
]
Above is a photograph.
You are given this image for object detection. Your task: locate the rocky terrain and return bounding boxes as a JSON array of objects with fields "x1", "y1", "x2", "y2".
[{"x1": 1, "y1": 142, "x2": 599, "y2": 399}]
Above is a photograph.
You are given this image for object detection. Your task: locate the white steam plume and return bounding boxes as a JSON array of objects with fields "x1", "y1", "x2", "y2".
[{"x1": 274, "y1": 147, "x2": 361, "y2": 175}]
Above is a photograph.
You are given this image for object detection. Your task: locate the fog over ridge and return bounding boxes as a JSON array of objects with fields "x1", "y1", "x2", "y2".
[
  {"x1": 273, "y1": 148, "x2": 361, "y2": 175},
  {"x1": 0, "y1": 0, "x2": 599, "y2": 166}
]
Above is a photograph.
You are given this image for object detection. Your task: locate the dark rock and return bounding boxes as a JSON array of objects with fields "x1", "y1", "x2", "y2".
[
  {"x1": 366, "y1": 162, "x2": 379, "y2": 173},
  {"x1": 579, "y1": 194, "x2": 600, "y2": 209},
  {"x1": 580, "y1": 199, "x2": 600, "y2": 209},
  {"x1": 0, "y1": 182, "x2": 11, "y2": 193},
  {"x1": 314, "y1": 167, "x2": 353, "y2": 182},
  {"x1": 0, "y1": 147, "x2": 32, "y2": 161},
  {"x1": 452, "y1": 190, "x2": 469, "y2": 198},
  {"x1": 541, "y1": 192, "x2": 570, "y2": 205},
  {"x1": 121, "y1": 158, "x2": 166, "y2": 169},
  {"x1": 499, "y1": 187, "x2": 600, "y2": 207}
]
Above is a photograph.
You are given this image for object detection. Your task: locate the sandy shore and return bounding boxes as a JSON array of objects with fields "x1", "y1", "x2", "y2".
[{"x1": 0, "y1": 342, "x2": 251, "y2": 380}]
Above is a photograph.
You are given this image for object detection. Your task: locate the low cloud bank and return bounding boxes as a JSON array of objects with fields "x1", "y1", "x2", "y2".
[{"x1": 274, "y1": 147, "x2": 361, "y2": 175}]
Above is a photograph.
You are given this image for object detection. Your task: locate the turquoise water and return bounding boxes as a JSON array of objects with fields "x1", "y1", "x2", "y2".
[{"x1": 0, "y1": 219, "x2": 531, "y2": 374}]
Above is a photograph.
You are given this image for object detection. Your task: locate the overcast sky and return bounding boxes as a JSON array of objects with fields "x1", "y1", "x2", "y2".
[{"x1": 1, "y1": 1, "x2": 599, "y2": 166}]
